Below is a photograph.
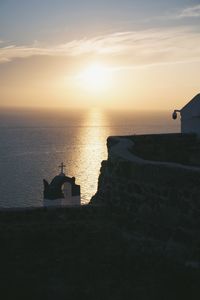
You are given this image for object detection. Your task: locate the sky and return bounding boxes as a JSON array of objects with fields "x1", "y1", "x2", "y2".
[{"x1": 0, "y1": 0, "x2": 200, "y2": 110}]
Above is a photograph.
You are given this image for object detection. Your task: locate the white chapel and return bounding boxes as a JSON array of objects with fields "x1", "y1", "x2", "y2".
[{"x1": 173, "y1": 93, "x2": 200, "y2": 136}]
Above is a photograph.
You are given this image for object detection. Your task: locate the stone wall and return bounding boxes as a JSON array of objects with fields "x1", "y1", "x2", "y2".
[
  {"x1": 91, "y1": 134, "x2": 200, "y2": 221},
  {"x1": 131, "y1": 133, "x2": 200, "y2": 165}
]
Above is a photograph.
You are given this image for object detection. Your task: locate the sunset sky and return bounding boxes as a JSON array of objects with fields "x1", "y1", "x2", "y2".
[{"x1": 0, "y1": 0, "x2": 200, "y2": 110}]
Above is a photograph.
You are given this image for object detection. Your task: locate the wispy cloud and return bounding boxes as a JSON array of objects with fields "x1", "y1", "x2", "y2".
[
  {"x1": 154, "y1": 4, "x2": 200, "y2": 21},
  {"x1": 1, "y1": 26, "x2": 200, "y2": 68},
  {"x1": 178, "y1": 4, "x2": 200, "y2": 18}
]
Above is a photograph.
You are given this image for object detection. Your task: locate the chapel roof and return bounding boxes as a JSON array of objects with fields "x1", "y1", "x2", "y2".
[{"x1": 181, "y1": 93, "x2": 200, "y2": 112}]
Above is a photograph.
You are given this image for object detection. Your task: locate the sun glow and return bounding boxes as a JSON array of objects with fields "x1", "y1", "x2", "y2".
[{"x1": 77, "y1": 63, "x2": 112, "y2": 92}]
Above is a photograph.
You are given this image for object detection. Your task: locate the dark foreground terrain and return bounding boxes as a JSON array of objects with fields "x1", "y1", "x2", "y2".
[{"x1": 0, "y1": 206, "x2": 199, "y2": 300}]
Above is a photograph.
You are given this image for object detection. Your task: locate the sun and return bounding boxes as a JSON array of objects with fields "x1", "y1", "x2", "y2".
[{"x1": 77, "y1": 63, "x2": 112, "y2": 92}]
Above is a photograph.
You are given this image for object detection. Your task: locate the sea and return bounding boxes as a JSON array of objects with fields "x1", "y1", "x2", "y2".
[{"x1": 0, "y1": 108, "x2": 180, "y2": 208}]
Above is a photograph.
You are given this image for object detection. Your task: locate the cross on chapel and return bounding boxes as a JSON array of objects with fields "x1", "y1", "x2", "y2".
[{"x1": 59, "y1": 162, "x2": 66, "y2": 174}]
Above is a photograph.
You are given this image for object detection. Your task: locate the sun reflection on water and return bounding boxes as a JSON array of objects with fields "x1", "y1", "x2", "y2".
[{"x1": 66, "y1": 109, "x2": 110, "y2": 204}]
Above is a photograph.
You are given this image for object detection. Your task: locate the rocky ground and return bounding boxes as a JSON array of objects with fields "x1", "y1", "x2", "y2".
[{"x1": 0, "y1": 205, "x2": 199, "y2": 300}]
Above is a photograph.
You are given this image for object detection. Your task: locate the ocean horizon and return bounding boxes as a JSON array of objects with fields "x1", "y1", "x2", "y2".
[{"x1": 0, "y1": 108, "x2": 180, "y2": 208}]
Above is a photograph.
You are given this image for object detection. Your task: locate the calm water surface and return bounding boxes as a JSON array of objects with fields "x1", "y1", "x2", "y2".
[{"x1": 0, "y1": 108, "x2": 180, "y2": 207}]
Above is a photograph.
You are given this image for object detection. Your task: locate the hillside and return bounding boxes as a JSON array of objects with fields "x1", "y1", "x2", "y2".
[{"x1": 0, "y1": 206, "x2": 199, "y2": 300}]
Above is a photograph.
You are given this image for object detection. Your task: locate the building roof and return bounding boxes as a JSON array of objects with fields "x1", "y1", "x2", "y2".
[{"x1": 181, "y1": 93, "x2": 200, "y2": 112}]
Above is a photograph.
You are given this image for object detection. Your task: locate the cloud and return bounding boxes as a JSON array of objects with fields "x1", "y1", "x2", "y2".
[
  {"x1": 1, "y1": 26, "x2": 200, "y2": 68},
  {"x1": 154, "y1": 4, "x2": 200, "y2": 21},
  {"x1": 178, "y1": 4, "x2": 200, "y2": 18}
]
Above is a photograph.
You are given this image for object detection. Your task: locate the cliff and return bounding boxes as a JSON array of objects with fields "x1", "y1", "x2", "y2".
[{"x1": 91, "y1": 133, "x2": 200, "y2": 265}]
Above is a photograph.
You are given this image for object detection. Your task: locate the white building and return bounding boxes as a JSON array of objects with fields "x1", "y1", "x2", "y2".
[{"x1": 173, "y1": 94, "x2": 200, "y2": 136}]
